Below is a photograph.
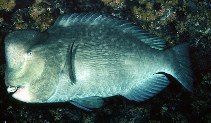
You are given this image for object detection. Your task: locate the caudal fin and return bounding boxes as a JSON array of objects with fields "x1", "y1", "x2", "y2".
[{"x1": 171, "y1": 43, "x2": 193, "y2": 91}]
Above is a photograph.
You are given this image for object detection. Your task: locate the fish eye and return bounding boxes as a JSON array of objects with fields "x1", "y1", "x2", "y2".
[{"x1": 27, "y1": 51, "x2": 33, "y2": 56}]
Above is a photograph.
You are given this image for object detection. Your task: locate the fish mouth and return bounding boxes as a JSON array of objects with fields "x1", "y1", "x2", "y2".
[
  {"x1": 7, "y1": 85, "x2": 22, "y2": 93},
  {"x1": 7, "y1": 85, "x2": 32, "y2": 102}
]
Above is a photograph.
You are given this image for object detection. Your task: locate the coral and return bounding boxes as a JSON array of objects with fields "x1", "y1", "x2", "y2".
[
  {"x1": 15, "y1": 23, "x2": 28, "y2": 30},
  {"x1": 49, "y1": 109, "x2": 63, "y2": 121},
  {"x1": 130, "y1": 1, "x2": 179, "y2": 46},
  {"x1": 0, "y1": 0, "x2": 15, "y2": 11},
  {"x1": 132, "y1": 2, "x2": 164, "y2": 22},
  {"x1": 29, "y1": 1, "x2": 54, "y2": 31},
  {"x1": 82, "y1": 113, "x2": 95, "y2": 123},
  {"x1": 101, "y1": 0, "x2": 125, "y2": 8}
]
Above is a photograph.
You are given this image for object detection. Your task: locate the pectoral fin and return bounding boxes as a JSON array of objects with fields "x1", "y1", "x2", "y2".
[
  {"x1": 70, "y1": 96, "x2": 104, "y2": 111},
  {"x1": 123, "y1": 74, "x2": 169, "y2": 101},
  {"x1": 61, "y1": 41, "x2": 78, "y2": 85}
]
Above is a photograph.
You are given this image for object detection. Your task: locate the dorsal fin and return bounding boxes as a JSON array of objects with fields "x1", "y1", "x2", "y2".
[{"x1": 52, "y1": 13, "x2": 166, "y2": 50}]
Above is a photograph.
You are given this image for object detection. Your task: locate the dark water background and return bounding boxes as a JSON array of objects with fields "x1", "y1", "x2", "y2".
[{"x1": 0, "y1": 0, "x2": 210, "y2": 122}]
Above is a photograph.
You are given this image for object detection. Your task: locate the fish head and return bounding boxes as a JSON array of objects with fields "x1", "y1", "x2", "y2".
[{"x1": 5, "y1": 30, "x2": 58, "y2": 103}]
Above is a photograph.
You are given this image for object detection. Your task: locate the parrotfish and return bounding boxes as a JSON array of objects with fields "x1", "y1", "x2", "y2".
[{"x1": 5, "y1": 13, "x2": 193, "y2": 110}]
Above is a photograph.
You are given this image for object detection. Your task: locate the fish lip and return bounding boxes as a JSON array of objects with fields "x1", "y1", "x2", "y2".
[
  {"x1": 10, "y1": 84, "x2": 32, "y2": 102},
  {"x1": 7, "y1": 85, "x2": 23, "y2": 93}
]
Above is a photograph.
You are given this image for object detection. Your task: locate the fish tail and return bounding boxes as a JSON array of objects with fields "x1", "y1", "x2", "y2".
[{"x1": 170, "y1": 43, "x2": 193, "y2": 92}]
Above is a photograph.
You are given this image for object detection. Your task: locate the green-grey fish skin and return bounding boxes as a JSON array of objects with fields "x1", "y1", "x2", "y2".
[{"x1": 4, "y1": 13, "x2": 193, "y2": 110}]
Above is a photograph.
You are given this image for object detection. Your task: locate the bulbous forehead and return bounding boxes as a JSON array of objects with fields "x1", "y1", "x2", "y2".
[
  {"x1": 5, "y1": 43, "x2": 27, "y2": 69},
  {"x1": 4, "y1": 30, "x2": 39, "y2": 45},
  {"x1": 4, "y1": 30, "x2": 48, "y2": 67}
]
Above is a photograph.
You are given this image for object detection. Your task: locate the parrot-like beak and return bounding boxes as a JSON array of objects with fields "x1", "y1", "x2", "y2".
[
  {"x1": 7, "y1": 84, "x2": 32, "y2": 102},
  {"x1": 7, "y1": 85, "x2": 18, "y2": 93}
]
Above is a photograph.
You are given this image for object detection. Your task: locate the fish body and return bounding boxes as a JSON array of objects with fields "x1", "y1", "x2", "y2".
[{"x1": 5, "y1": 13, "x2": 193, "y2": 110}]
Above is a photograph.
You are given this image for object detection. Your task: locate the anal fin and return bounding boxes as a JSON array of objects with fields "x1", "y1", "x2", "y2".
[{"x1": 123, "y1": 74, "x2": 169, "y2": 102}]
